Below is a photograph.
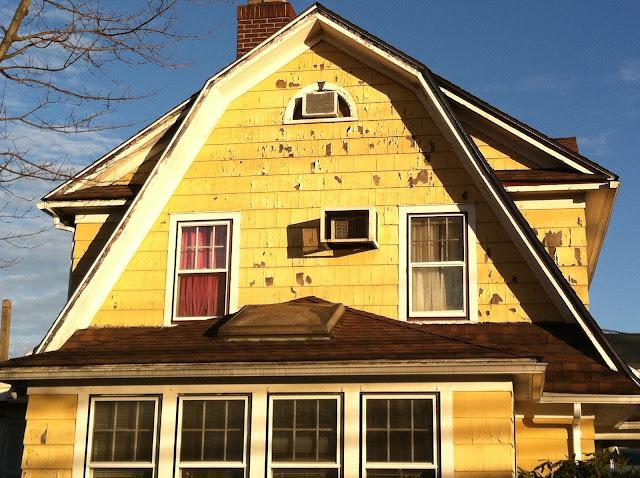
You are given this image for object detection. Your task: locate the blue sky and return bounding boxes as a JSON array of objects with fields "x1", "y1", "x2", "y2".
[{"x1": 2, "y1": 0, "x2": 640, "y2": 356}]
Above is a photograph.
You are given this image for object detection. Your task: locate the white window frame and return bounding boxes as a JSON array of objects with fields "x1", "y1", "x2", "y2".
[
  {"x1": 283, "y1": 82, "x2": 357, "y2": 124},
  {"x1": 164, "y1": 212, "x2": 241, "y2": 325},
  {"x1": 361, "y1": 394, "x2": 439, "y2": 478},
  {"x1": 85, "y1": 396, "x2": 161, "y2": 478},
  {"x1": 398, "y1": 205, "x2": 477, "y2": 323},
  {"x1": 175, "y1": 395, "x2": 250, "y2": 478},
  {"x1": 267, "y1": 394, "x2": 342, "y2": 478}
]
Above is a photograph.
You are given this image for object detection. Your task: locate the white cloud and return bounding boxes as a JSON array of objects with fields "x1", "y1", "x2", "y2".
[
  {"x1": 619, "y1": 59, "x2": 640, "y2": 84},
  {"x1": 577, "y1": 131, "x2": 610, "y2": 156},
  {"x1": 513, "y1": 74, "x2": 572, "y2": 95},
  {"x1": 5, "y1": 123, "x2": 121, "y2": 167}
]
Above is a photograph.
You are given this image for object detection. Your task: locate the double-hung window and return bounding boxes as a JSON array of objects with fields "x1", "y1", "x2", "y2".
[
  {"x1": 174, "y1": 221, "x2": 231, "y2": 319},
  {"x1": 362, "y1": 395, "x2": 438, "y2": 478},
  {"x1": 268, "y1": 395, "x2": 341, "y2": 478},
  {"x1": 86, "y1": 397, "x2": 160, "y2": 478},
  {"x1": 409, "y1": 214, "x2": 467, "y2": 317},
  {"x1": 176, "y1": 396, "x2": 249, "y2": 478}
]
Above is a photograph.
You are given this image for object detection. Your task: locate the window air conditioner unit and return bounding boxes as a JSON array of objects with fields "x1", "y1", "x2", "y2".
[
  {"x1": 320, "y1": 208, "x2": 378, "y2": 249},
  {"x1": 302, "y1": 90, "x2": 339, "y2": 118}
]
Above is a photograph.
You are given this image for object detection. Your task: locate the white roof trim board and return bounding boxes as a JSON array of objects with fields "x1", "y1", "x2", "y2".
[{"x1": 34, "y1": 4, "x2": 633, "y2": 381}]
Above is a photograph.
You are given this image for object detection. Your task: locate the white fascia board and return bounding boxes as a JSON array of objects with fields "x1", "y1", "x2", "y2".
[
  {"x1": 307, "y1": 14, "x2": 616, "y2": 372},
  {"x1": 441, "y1": 88, "x2": 594, "y2": 175},
  {"x1": 35, "y1": 6, "x2": 620, "y2": 374},
  {"x1": 35, "y1": 14, "x2": 326, "y2": 354},
  {"x1": 44, "y1": 99, "x2": 192, "y2": 200},
  {"x1": 0, "y1": 359, "x2": 545, "y2": 381},
  {"x1": 540, "y1": 393, "x2": 640, "y2": 404},
  {"x1": 36, "y1": 83, "x2": 224, "y2": 353},
  {"x1": 595, "y1": 433, "x2": 640, "y2": 440},
  {"x1": 505, "y1": 183, "x2": 610, "y2": 193},
  {"x1": 409, "y1": 77, "x2": 619, "y2": 371},
  {"x1": 38, "y1": 199, "x2": 128, "y2": 210}
]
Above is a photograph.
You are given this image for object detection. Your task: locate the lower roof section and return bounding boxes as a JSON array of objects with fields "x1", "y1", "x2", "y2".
[{"x1": 1, "y1": 297, "x2": 638, "y2": 396}]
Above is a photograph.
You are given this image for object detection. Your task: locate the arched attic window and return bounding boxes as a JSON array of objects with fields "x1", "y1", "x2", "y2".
[{"x1": 284, "y1": 82, "x2": 357, "y2": 124}]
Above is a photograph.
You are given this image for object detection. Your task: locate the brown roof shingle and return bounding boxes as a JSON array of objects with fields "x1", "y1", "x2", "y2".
[{"x1": 3, "y1": 298, "x2": 638, "y2": 395}]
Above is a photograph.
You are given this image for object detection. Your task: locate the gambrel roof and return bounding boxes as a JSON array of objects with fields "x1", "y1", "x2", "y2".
[{"x1": 30, "y1": 3, "x2": 637, "y2": 391}]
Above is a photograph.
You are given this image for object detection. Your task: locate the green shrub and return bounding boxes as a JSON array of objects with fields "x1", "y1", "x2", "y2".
[{"x1": 518, "y1": 452, "x2": 640, "y2": 477}]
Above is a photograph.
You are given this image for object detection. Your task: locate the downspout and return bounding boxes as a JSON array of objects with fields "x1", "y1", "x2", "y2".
[{"x1": 572, "y1": 402, "x2": 582, "y2": 460}]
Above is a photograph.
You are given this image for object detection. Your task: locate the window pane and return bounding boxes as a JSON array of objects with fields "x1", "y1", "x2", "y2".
[
  {"x1": 203, "y1": 431, "x2": 225, "y2": 461},
  {"x1": 410, "y1": 216, "x2": 463, "y2": 263},
  {"x1": 93, "y1": 470, "x2": 153, "y2": 478},
  {"x1": 272, "y1": 430, "x2": 294, "y2": 461},
  {"x1": 204, "y1": 401, "x2": 227, "y2": 429},
  {"x1": 181, "y1": 227, "x2": 197, "y2": 270},
  {"x1": 227, "y1": 401, "x2": 245, "y2": 430},
  {"x1": 226, "y1": 430, "x2": 245, "y2": 462},
  {"x1": 411, "y1": 266, "x2": 463, "y2": 312},
  {"x1": 177, "y1": 273, "x2": 226, "y2": 317},
  {"x1": 389, "y1": 431, "x2": 411, "y2": 462},
  {"x1": 389, "y1": 400, "x2": 411, "y2": 428},
  {"x1": 366, "y1": 400, "x2": 387, "y2": 429},
  {"x1": 366, "y1": 470, "x2": 436, "y2": 478},
  {"x1": 94, "y1": 402, "x2": 116, "y2": 430},
  {"x1": 182, "y1": 470, "x2": 244, "y2": 478},
  {"x1": 318, "y1": 400, "x2": 337, "y2": 429},
  {"x1": 294, "y1": 430, "x2": 317, "y2": 461},
  {"x1": 272, "y1": 470, "x2": 338, "y2": 478},
  {"x1": 272, "y1": 399, "x2": 337, "y2": 464},
  {"x1": 92, "y1": 431, "x2": 113, "y2": 462},
  {"x1": 183, "y1": 401, "x2": 204, "y2": 430},
  {"x1": 181, "y1": 431, "x2": 204, "y2": 462},
  {"x1": 295, "y1": 400, "x2": 317, "y2": 429},
  {"x1": 273, "y1": 400, "x2": 294, "y2": 428}
]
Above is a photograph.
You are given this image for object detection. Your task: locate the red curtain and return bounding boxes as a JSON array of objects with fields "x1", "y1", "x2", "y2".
[{"x1": 177, "y1": 274, "x2": 225, "y2": 317}]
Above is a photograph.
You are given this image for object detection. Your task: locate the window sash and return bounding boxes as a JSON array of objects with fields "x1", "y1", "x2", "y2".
[
  {"x1": 268, "y1": 396, "x2": 342, "y2": 475},
  {"x1": 362, "y1": 395, "x2": 438, "y2": 475},
  {"x1": 87, "y1": 397, "x2": 160, "y2": 477},
  {"x1": 174, "y1": 220, "x2": 232, "y2": 320},
  {"x1": 176, "y1": 396, "x2": 250, "y2": 475},
  {"x1": 408, "y1": 214, "x2": 467, "y2": 317}
]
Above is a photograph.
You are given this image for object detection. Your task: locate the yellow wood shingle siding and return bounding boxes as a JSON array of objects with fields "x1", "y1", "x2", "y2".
[
  {"x1": 71, "y1": 220, "x2": 120, "y2": 295},
  {"x1": 470, "y1": 129, "x2": 539, "y2": 171},
  {"x1": 468, "y1": 126, "x2": 590, "y2": 305},
  {"x1": 516, "y1": 416, "x2": 595, "y2": 472},
  {"x1": 453, "y1": 391, "x2": 515, "y2": 477},
  {"x1": 21, "y1": 394, "x2": 77, "y2": 477},
  {"x1": 91, "y1": 41, "x2": 564, "y2": 326},
  {"x1": 521, "y1": 204, "x2": 590, "y2": 305}
]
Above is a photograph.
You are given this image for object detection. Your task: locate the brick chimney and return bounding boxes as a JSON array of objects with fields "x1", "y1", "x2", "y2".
[{"x1": 237, "y1": 0, "x2": 296, "y2": 58}]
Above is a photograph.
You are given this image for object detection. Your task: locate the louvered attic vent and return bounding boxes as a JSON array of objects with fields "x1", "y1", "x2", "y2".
[
  {"x1": 320, "y1": 207, "x2": 378, "y2": 249},
  {"x1": 302, "y1": 90, "x2": 338, "y2": 118}
]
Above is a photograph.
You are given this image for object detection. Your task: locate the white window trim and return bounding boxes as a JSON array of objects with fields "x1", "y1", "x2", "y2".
[
  {"x1": 61, "y1": 383, "x2": 506, "y2": 478},
  {"x1": 175, "y1": 395, "x2": 250, "y2": 478},
  {"x1": 283, "y1": 82, "x2": 357, "y2": 124},
  {"x1": 398, "y1": 205, "x2": 478, "y2": 323},
  {"x1": 267, "y1": 394, "x2": 342, "y2": 478},
  {"x1": 164, "y1": 212, "x2": 241, "y2": 325},
  {"x1": 361, "y1": 394, "x2": 439, "y2": 477},
  {"x1": 85, "y1": 396, "x2": 161, "y2": 478}
]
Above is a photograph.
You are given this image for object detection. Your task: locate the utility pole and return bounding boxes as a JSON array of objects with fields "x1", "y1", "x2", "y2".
[{"x1": 1, "y1": 299, "x2": 11, "y2": 361}]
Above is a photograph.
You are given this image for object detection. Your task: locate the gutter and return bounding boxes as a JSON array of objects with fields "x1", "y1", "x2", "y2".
[{"x1": 0, "y1": 359, "x2": 545, "y2": 381}]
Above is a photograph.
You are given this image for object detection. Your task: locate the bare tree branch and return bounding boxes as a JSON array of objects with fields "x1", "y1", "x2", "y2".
[{"x1": 0, "y1": 0, "x2": 226, "y2": 268}]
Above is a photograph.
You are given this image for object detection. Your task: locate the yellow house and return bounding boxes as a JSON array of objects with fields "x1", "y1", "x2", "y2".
[{"x1": 1, "y1": 2, "x2": 639, "y2": 477}]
